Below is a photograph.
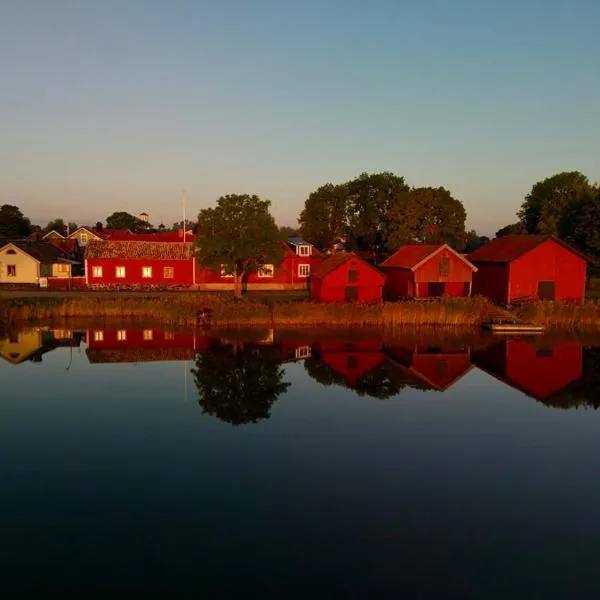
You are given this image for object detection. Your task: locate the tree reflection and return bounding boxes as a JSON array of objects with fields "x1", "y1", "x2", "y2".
[{"x1": 192, "y1": 343, "x2": 290, "y2": 425}]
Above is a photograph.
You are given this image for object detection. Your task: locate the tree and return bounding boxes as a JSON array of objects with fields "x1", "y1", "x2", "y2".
[
  {"x1": 106, "y1": 211, "x2": 150, "y2": 232},
  {"x1": 45, "y1": 218, "x2": 66, "y2": 234},
  {"x1": 195, "y1": 194, "x2": 283, "y2": 298},
  {"x1": 495, "y1": 222, "x2": 526, "y2": 238},
  {"x1": 171, "y1": 219, "x2": 196, "y2": 232},
  {"x1": 95, "y1": 221, "x2": 104, "y2": 231},
  {"x1": 0, "y1": 205, "x2": 32, "y2": 238},
  {"x1": 192, "y1": 343, "x2": 290, "y2": 425},
  {"x1": 346, "y1": 172, "x2": 409, "y2": 253},
  {"x1": 518, "y1": 171, "x2": 596, "y2": 237},
  {"x1": 279, "y1": 225, "x2": 298, "y2": 238},
  {"x1": 298, "y1": 183, "x2": 348, "y2": 251},
  {"x1": 386, "y1": 187, "x2": 467, "y2": 250},
  {"x1": 571, "y1": 192, "x2": 600, "y2": 268},
  {"x1": 463, "y1": 230, "x2": 490, "y2": 253}
]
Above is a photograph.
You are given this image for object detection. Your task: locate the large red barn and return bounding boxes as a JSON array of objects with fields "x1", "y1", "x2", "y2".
[
  {"x1": 469, "y1": 235, "x2": 587, "y2": 304},
  {"x1": 379, "y1": 244, "x2": 477, "y2": 299},
  {"x1": 85, "y1": 240, "x2": 195, "y2": 287},
  {"x1": 311, "y1": 252, "x2": 385, "y2": 303}
]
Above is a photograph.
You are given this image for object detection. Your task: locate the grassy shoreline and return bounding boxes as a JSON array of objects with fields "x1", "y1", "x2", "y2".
[{"x1": 1, "y1": 294, "x2": 600, "y2": 330}]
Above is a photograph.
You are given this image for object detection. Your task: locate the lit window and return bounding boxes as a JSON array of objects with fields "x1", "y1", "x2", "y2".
[
  {"x1": 164, "y1": 331, "x2": 175, "y2": 341},
  {"x1": 258, "y1": 264, "x2": 274, "y2": 278},
  {"x1": 439, "y1": 256, "x2": 450, "y2": 276},
  {"x1": 297, "y1": 245, "x2": 310, "y2": 256},
  {"x1": 80, "y1": 233, "x2": 88, "y2": 245},
  {"x1": 298, "y1": 264, "x2": 310, "y2": 277},
  {"x1": 56, "y1": 264, "x2": 70, "y2": 274},
  {"x1": 92, "y1": 266, "x2": 103, "y2": 278},
  {"x1": 93, "y1": 330, "x2": 104, "y2": 342},
  {"x1": 163, "y1": 266, "x2": 174, "y2": 279},
  {"x1": 220, "y1": 265, "x2": 234, "y2": 278},
  {"x1": 143, "y1": 329, "x2": 153, "y2": 341},
  {"x1": 295, "y1": 346, "x2": 311, "y2": 360},
  {"x1": 117, "y1": 330, "x2": 127, "y2": 341},
  {"x1": 7, "y1": 265, "x2": 16, "y2": 277},
  {"x1": 142, "y1": 266, "x2": 153, "y2": 278},
  {"x1": 116, "y1": 266, "x2": 126, "y2": 278}
]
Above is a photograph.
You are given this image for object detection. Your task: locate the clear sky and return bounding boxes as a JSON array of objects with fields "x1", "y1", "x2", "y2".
[{"x1": 1, "y1": 0, "x2": 599, "y2": 234}]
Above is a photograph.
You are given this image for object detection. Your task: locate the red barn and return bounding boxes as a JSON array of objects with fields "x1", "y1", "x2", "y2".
[
  {"x1": 85, "y1": 240, "x2": 195, "y2": 287},
  {"x1": 472, "y1": 339, "x2": 583, "y2": 401},
  {"x1": 469, "y1": 235, "x2": 587, "y2": 304},
  {"x1": 311, "y1": 252, "x2": 385, "y2": 303},
  {"x1": 379, "y1": 244, "x2": 477, "y2": 299}
]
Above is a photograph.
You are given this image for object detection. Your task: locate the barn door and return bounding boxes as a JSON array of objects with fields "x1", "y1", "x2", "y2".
[
  {"x1": 537, "y1": 281, "x2": 556, "y2": 301},
  {"x1": 428, "y1": 282, "x2": 446, "y2": 297},
  {"x1": 345, "y1": 286, "x2": 358, "y2": 302}
]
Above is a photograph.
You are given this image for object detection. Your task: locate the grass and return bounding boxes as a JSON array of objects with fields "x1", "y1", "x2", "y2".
[{"x1": 515, "y1": 300, "x2": 600, "y2": 330}]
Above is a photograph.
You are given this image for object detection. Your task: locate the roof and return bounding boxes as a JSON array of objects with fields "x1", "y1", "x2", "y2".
[
  {"x1": 379, "y1": 244, "x2": 477, "y2": 272},
  {"x1": 287, "y1": 236, "x2": 311, "y2": 246},
  {"x1": 1, "y1": 241, "x2": 74, "y2": 263},
  {"x1": 47, "y1": 238, "x2": 79, "y2": 253},
  {"x1": 467, "y1": 235, "x2": 587, "y2": 263},
  {"x1": 84, "y1": 240, "x2": 194, "y2": 260},
  {"x1": 42, "y1": 230, "x2": 65, "y2": 240},
  {"x1": 312, "y1": 252, "x2": 385, "y2": 280}
]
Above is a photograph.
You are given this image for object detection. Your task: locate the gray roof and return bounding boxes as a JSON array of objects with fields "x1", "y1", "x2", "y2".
[{"x1": 287, "y1": 236, "x2": 311, "y2": 246}]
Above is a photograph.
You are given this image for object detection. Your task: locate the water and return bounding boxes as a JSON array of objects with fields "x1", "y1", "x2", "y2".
[{"x1": 1, "y1": 325, "x2": 599, "y2": 598}]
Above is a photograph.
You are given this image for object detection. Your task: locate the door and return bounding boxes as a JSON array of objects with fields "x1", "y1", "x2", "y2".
[
  {"x1": 345, "y1": 286, "x2": 358, "y2": 302},
  {"x1": 428, "y1": 282, "x2": 446, "y2": 297},
  {"x1": 537, "y1": 281, "x2": 556, "y2": 301}
]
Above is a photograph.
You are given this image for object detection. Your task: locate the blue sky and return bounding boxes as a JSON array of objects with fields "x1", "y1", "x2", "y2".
[{"x1": 1, "y1": 0, "x2": 599, "y2": 234}]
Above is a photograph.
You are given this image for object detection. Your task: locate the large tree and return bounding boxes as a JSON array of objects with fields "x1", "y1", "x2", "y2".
[
  {"x1": 571, "y1": 192, "x2": 600, "y2": 268},
  {"x1": 106, "y1": 211, "x2": 150, "y2": 232},
  {"x1": 386, "y1": 187, "x2": 467, "y2": 250},
  {"x1": 192, "y1": 343, "x2": 290, "y2": 425},
  {"x1": 195, "y1": 194, "x2": 283, "y2": 298},
  {"x1": 495, "y1": 222, "x2": 526, "y2": 238},
  {"x1": 279, "y1": 225, "x2": 298, "y2": 238},
  {"x1": 0, "y1": 205, "x2": 32, "y2": 238},
  {"x1": 298, "y1": 182, "x2": 348, "y2": 251}
]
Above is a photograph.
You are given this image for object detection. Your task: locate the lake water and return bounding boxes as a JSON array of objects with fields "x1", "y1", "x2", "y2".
[{"x1": 1, "y1": 325, "x2": 599, "y2": 597}]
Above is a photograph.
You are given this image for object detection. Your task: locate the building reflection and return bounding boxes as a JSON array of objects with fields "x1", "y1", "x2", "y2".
[{"x1": 0, "y1": 328, "x2": 83, "y2": 365}]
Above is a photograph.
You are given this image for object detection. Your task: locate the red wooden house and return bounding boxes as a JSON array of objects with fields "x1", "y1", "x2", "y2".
[
  {"x1": 315, "y1": 339, "x2": 386, "y2": 385},
  {"x1": 195, "y1": 237, "x2": 322, "y2": 291},
  {"x1": 469, "y1": 235, "x2": 587, "y2": 304},
  {"x1": 472, "y1": 339, "x2": 583, "y2": 401},
  {"x1": 379, "y1": 244, "x2": 477, "y2": 299},
  {"x1": 311, "y1": 252, "x2": 385, "y2": 303},
  {"x1": 84, "y1": 240, "x2": 195, "y2": 287}
]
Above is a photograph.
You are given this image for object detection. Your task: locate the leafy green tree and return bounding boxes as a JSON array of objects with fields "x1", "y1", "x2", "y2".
[
  {"x1": 346, "y1": 172, "x2": 409, "y2": 253},
  {"x1": 106, "y1": 211, "x2": 150, "y2": 232},
  {"x1": 45, "y1": 218, "x2": 66, "y2": 234},
  {"x1": 0, "y1": 205, "x2": 32, "y2": 238},
  {"x1": 518, "y1": 171, "x2": 596, "y2": 237},
  {"x1": 495, "y1": 222, "x2": 526, "y2": 238},
  {"x1": 279, "y1": 225, "x2": 298, "y2": 238},
  {"x1": 571, "y1": 192, "x2": 600, "y2": 268},
  {"x1": 386, "y1": 187, "x2": 467, "y2": 250},
  {"x1": 195, "y1": 194, "x2": 283, "y2": 298},
  {"x1": 298, "y1": 183, "x2": 348, "y2": 251},
  {"x1": 463, "y1": 230, "x2": 490, "y2": 253},
  {"x1": 192, "y1": 343, "x2": 290, "y2": 425},
  {"x1": 171, "y1": 219, "x2": 196, "y2": 232}
]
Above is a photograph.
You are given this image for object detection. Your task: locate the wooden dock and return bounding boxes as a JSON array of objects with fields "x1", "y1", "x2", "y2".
[{"x1": 481, "y1": 306, "x2": 545, "y2": 334}]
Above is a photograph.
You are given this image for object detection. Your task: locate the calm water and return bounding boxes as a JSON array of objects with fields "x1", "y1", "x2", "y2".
[{"x1": 1, "y1": 325, "x2": 599, "y2": 598}]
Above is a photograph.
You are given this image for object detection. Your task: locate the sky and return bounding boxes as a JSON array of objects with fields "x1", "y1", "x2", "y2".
[{"x1": 1, "y1": 0, "x2": 599, "y2": 235}]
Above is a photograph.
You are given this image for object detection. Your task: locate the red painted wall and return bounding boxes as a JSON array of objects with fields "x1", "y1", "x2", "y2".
[
  {"x1": 312, "y1": 257, "x2": 385, "y2": 303},
  {"x1": 86, "y1": 328, "x2": 209, "y2": 351},
  {"x1": 471, "y1": 262, "x2": 510, "y2": 304},
  {"x1": 47, "y1": 277, "x2": 86, "y2": 289},
  {"x1": 411, "y1": 351, "x2": 471, "y2": 389},
  {"x1": 508, "y1": 240, "x2": 586, "y2": 303},
  {"x1": 87, "y1": 259, "x2": 195, "y2": 286},
  {"x1": 381, "y1": 268, "x2": 414, "y2": 299},
  {"x1": 321, "y1": 351, "x2": 386, "y2": 384}
]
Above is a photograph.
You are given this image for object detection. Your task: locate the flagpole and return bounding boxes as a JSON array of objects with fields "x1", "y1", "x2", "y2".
[{"x1": 182, "y1": 189, "x2": 187, "y2": 243}]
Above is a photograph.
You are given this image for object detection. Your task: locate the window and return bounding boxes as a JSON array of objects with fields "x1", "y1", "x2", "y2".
[
  {"x1": 164, "y1": 331, "x2": 175, "y2": 341},
  {"x1": 163, "y1": 266, "x2": 174, "y2": 279},
  {"x1": 80, "y1": 233, "x2": 88, "y2": 246},
  {"x1": 55, "y1": 264, "x2": 70, "y2": 274},
  {"x1": 7, "y1": 265, "x2": 16, "y2": 277},
  {"x1": 298, "y1": 264, "x2": 310, "y2": 277},
  {"x1": 143, "y1": 329, "x2": 153, "y2": 341},
  {"x1": 258, "y1": 264, "x2": 274, "y2": 278},
  {"x1": 115, "y1": 266, "x2": 126, "y2": 278},
  {"x1": 142, "y1": 266, "x2": 153, "y2": 278},
  {"x1": 439, "y1": 256, "x2": 450, "y2": 276},
  {"x1": 295, "y1": 346, "x2": 311, "y2": 360},
  {"x1": 117, "y1": 330, "x2": 127, "y2": 341},
  {"x1": 348, "y1": 269, "x2": 358, "y2": 282},
  {"x1": 220, "y1": 265, "x2": 234, "y2": 278},
  {"x1": 92, "y1": 266, "x2": 103, "y2": 278},
  {"x1": 93, "y1": 330, "x2": 104, "y2": 342},
  {"x1": 6, "y1": 249, "x2": 16, "y2": 255},
  {"x1": 297, "y1": 245, "x2": 310, "y2": 256}
]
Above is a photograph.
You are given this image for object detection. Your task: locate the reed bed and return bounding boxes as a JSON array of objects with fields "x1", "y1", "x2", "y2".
[{"x1": 516, "y1": 300, "x2": 600, "y2": 330}]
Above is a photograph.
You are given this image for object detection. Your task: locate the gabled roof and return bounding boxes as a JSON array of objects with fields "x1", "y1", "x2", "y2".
[
  {"x1": 380, "y1": 244, "x2": 477, "y2": 272},
  {"x1": 47, "y1": 238, "x2": 79, "y2": 254},
  {"x1": 0, "y1": 241, "x2": 74, "y2": 264},
  {"x1": 287, "y1": 236, "x2": 311, "y2": 246},
  {"x1": 42, "y1": 230, "x2": 65, "y2": 240},
  {"x1": 312, "y1": 252, "x2": 386, "y2": 281},
  {"x1": 84, "y1": 240, "x2": 194, "y2": 260},
  {"x1": 467, "y1": 235, "x2": 587, "y2": 263}
]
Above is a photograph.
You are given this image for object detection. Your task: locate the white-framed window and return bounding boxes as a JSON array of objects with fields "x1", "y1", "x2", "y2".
[
  {"x1": 258, "y1": 264, "x2": 274, "y2": 278},
  {"x1": 143, "y1": 329, "x2": 153, "y2": 341},
  {"x1": 295, "y1": 346, "x2": 311, "y2": 360},
  {"x1": 117, "y1": 330, "x2": 127, "y2": 341},
  {"x1": 163, "y1": 266, "x2": 174, "y2": 279},
  {"x1": 142, "y1": 266, "x2": 153, "y2": 278},
  {"x1": 7, "y1": 265, "x2": 16, "y2": 277},
  {"x1": 298, "y1": 263, "x2": 310, "y2": 277},
  {"x1": 92, "y1": 266, "x2": 103, "y2": 278},
  {"x1": 80, "y1": 233, "x2": 88, "y2": 245},
  {"x1": 116, "y1": 266, "x2": 126, "y2": 278},
  {"x1": 55, "y1": 263, "x2": 70, "y2": 274},
  {"x1": 93, "y1": 330, "x2": 104, "y2": 342},
  {"x1": 220, "y1": 265, "x2": 234, "y2": 278},
  {"x1": 297, "y1": 245, "x2": 310, "y2": 256}
]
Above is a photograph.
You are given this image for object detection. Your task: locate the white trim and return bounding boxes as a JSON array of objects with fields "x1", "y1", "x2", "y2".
[
  {"x1": 115, "y1": 266, "x2": 126, "y2": 278},
  {"x1": 409, "y1": 244, "x2": 478, "y2": 273},
  {"x1": 85, "y1": 259, "x2": 89, "y2": 284},
  {"x1": 298, "y1": 263, "x2": 310, "y2": 277},
  {"x1": 42, "y1": 230, "x2": 65, "y2": 240},
  {"x1": 297, "y1": 245, "x2": 311, "y2": 256},
  {"x1": 142, "y1": 266, "x2": 153, "y2": 278},
  {"x1": 258, "y1": 264, "x2": 275, "y2": 278},
  {"x1": 0, "y1": 243, "x2": 40, "y2": 264}
]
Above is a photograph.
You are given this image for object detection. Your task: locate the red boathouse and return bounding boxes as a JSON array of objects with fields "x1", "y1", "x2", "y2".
[
  {"x1": 379, "y1": 244, "x2": 477, "y2": 299},
  {"x1": 311, "y1": 253, "x2": 386, "y2": 303},
  {"x1": 85, "y1": 240, "x2": 195, "y2": 287},
  {"x1": 469, "y1": 235, "x2": 587, "y2": 304}
]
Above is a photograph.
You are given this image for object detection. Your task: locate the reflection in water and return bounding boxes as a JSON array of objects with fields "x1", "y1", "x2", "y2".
[{"x1": 0, "y1": 326, "x2": 597, "y2": 412}]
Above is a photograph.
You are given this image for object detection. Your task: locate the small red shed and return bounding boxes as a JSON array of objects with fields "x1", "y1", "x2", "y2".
[
  {"x1": 310, "y1": 252, "x2": 385, "y2": 303},
  {"x1": 379, "y1": 244, "x2": 477, "y2": 299},
  {"x1": 469, "y1": 235, "x2": 587, "y2": 304}
]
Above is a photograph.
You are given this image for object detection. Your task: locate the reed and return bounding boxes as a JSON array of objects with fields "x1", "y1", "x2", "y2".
[{"x1": 516, "y1": 300, "x2": 600, "y2": 330}]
